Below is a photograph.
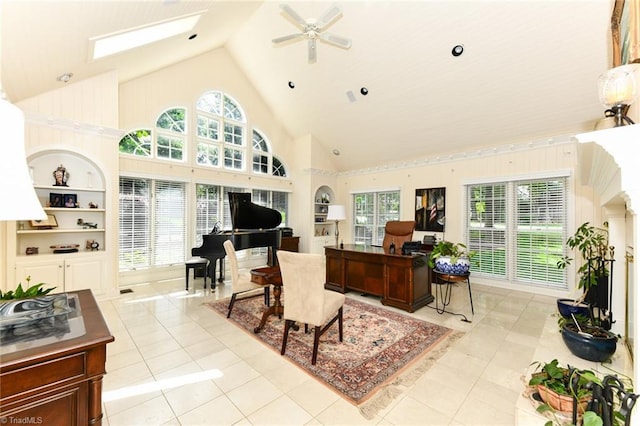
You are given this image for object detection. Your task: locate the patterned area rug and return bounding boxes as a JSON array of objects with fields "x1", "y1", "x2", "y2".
[{"x1": 206, "y1": 296, "x2": 460, "y2": 414}]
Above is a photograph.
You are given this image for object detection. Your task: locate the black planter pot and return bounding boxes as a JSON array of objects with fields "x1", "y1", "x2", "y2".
[
  {"x1": 556, "y1": 298, "x2": 590, "y2": 319},
  {"x1": 561, "y1": 323, "x2": 617, "y2": 362}
]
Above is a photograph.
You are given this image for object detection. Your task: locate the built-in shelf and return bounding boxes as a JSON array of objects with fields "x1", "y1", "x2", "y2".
[
  {"x1": 17, "y1": 228, "x2": 106, "y2": 234},
  {"x1": 34, "y1": 185, "x2": 105, "y2": 193}
]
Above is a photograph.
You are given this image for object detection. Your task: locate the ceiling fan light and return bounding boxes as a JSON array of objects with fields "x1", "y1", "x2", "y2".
[{"x1": 598, "y1": 64, "x2": 638, "y2": 107}]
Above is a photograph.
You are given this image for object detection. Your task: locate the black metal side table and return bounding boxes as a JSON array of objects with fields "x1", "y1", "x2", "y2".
[{"x1": 431, "y1": 270, "x2": 474, "y2": 322}]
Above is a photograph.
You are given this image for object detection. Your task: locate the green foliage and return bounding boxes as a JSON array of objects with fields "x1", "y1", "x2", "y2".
[
  {"x1": 0, "y1": 276, "x2": 55, "y2": 300},
  {"x1": 557, "y1": 222, "x2": 612, "y2": 293},
  {"x1": 428, "y1": 240, "x2": 476, "y2": 268},
  {"x1": 529, "y1": 359, "x2": 634, "y2": 426},
  {"x1": 528, "y1": 359, "x2": 593, "y2": 399}
]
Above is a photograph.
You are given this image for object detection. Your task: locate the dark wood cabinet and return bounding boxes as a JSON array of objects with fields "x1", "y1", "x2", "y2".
[
  {"x1": 325, "y1": 244, "x2": 433, "y2": 312},
  {"x1": 270, "y1": 236, "x2": 300, "y2": 264},
  {"x1": 0, "y1": 290, "x2": 114, "y2": 425}
]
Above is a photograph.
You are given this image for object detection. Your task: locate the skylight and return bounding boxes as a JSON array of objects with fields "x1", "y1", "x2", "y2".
[{"x1": 90, "y1": 11, "x2": 204, "y2": 60}]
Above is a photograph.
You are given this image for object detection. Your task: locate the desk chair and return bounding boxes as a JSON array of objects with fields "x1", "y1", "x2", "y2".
[
  {"x1": 382, "y1": 220, "x2": 416, "y2": 251},
  {"x1": 277, "y1": 251, "x2": 345, "y2": 365},
  {"x1": 223, "y1": 240, "x2": 270, "y2": 318}
]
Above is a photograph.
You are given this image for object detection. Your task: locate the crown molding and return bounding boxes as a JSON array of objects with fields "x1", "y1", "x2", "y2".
[{"x1": 24, "y1": 112, "x2": 124, "y2": 138}]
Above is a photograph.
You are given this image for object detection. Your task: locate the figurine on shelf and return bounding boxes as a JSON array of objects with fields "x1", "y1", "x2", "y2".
[
  {"x1": 88, "y1": 201, "x2": 98, "y2": 209},
  {"x1": 53, "y1": 164, "x2": 69, "y2": 186},
  {"x1": 77, "y1": 218, "x2": 97, "y2": 229}
]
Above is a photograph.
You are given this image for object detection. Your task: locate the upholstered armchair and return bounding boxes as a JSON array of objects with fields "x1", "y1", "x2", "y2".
[
  {"x1": 382, "y1": 220, "x2": 416, "y2": 251},
  {"x1": 277, "y1": 251, "x2": 345, "y2": 365},
  {"x1": 223, "y1": 240, "x2": 270, "y2": 318}
]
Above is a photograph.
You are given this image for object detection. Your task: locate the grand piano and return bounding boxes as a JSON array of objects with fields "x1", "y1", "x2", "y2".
[{"x1": 191, "y1": 192, "x2": 282, "y2": 289}]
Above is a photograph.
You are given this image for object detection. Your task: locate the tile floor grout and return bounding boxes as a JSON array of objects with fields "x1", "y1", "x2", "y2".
[{"x1": 97, "y1": 275, "x2": 629, "y2": 425}]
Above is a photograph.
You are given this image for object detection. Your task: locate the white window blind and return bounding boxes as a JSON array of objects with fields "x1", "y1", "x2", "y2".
[
  {"x1": 465, "y1": 177, "x2": 567, "y2": 289},
  {"x1": 154, "y1": 181, "x2": 186, "y2": 266},
  {"x1": 119, "y1": 177, "x2": 151, "y2": 271},
  {"x1": 195, "y1": 184, "x2": 220, "y2": 247}
]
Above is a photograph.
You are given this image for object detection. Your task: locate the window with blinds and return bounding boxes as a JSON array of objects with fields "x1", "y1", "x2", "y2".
[
  {"x1": 154, "y1": 181, "x2": 186, "y2": 266},
  {"x1": 119, "y1": 177, "x2": 186, "y2": 271},
  {"x1": 195, "y1": 184, "x2": 220, "y2": 247},
  {"x1": 465, "y1": 176, "x2": 567, "y2": 289},
  {"x1": 119, "y1": 178, "x2": 151, "y2": 271}
]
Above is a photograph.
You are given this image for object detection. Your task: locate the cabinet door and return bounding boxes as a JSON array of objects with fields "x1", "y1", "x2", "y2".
[
  {"x1": 15, "y1": 259, "x2": 65, "y2": 292},
  {"x1": 65, "y1": 257, "x2": 104, "y2": 295}
]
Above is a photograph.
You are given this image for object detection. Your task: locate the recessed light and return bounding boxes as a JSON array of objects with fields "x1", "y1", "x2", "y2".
[
  {"x1": 452, "y1": 44, "x2": 464, "y2": 56},
  {"x1": 56, "y1": 73, "x2": 73, "y2": 83},
  {"x1": 360, "y1": 87, "x2": 368, "y2": 95},
  {"x1": 332, "y1": 149, "x2": 340, "y2": 156},
  {"x1": 188, "y1": 33, "x2": 198, "y2": 40},
  {"x1": 288, "y1": 81, "x2": 295, "y2": 89}
]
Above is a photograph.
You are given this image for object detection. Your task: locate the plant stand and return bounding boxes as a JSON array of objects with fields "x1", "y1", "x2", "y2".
[{"x1": 427, "y1": 270, "x2": 473, "y2": 322}]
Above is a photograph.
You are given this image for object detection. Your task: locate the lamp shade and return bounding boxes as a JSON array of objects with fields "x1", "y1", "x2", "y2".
[
  {"x1": 598, "y1": 64, "x2": 638, "y2": 107},
  {"x1": 0, "y1": 97, "x2": 46, "y2": 220},
  {"x1": 326, "y1": 205, "x2": 346, "y2": 221}
]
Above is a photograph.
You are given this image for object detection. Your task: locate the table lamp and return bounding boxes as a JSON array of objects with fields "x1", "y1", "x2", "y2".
[
  {"x1": 326, "y1": 204, "x2": 346, "y2": 247},
  {"x1": 0, "y1": 92, "x2": 46, "y2": 221}
]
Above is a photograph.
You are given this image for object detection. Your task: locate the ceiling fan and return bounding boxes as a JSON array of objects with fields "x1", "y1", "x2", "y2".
[{"x1": 272, "y1": 3, "x2": 352, "y2": 64}]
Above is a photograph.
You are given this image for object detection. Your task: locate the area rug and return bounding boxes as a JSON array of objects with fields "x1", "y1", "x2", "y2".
[{"x1": 205, "y1": 296, "x2": 461, "y2": 417}]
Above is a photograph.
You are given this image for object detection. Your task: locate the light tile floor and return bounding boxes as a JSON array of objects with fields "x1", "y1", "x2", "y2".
[{"x1": 98, "y1": 276, "x2": 632, "y2": 425}]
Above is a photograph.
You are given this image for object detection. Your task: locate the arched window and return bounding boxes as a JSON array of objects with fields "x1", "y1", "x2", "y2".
[
  {"x1": 156, "y1": 107, "x2": 186, "y2": 161},
  {"x1": 196, "y1": 91, "x2": 246, "y2": 170},
  {"x1": 252, "y1": 130, "x2": 288, "y2": 177},
  {"x1": 272, "y1": 157, "x2": 287, "y2": 177},
  {"x1": 252, "y1": 129, "x2": 270, "y2": 174},
  {"x1": 119, "y1": 129, "x2": 152, "y2": 157}
]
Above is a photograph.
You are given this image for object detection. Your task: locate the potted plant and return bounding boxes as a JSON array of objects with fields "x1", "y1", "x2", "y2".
[
  {"x1": 558, "y1": 314, "x2": 618, "y2": 362},
  {"x1": 0, "y1": 276, "x2": 62, "y2": 323},
  {"x1": 556, "y1": 222, "x2": 613, "y2": 325},
  {"x1": 528, "y1": 359, "x2": 594, "y2": 415},
  {"x1": 528, "y1": 359, "x2": 636, "y2": 426},
  {"x1": 428, "y1": 240, "x2": 476, "y2": 274}
]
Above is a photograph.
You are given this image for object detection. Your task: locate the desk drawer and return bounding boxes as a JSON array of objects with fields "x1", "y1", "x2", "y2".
[{"x1": 1, "y1": 352, "x2": 86, "y2": 397}]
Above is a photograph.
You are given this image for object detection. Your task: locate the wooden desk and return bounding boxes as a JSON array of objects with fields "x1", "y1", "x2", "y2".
[
  {"x1": 0, "y1": 289, "x2": 114, "y2": 425},
  {"x1": 325, "y1": 244, "x2": 433, "y2": 312},
  {"x1": 250, "y1": 266, "x2": 283, "y2": 333}
]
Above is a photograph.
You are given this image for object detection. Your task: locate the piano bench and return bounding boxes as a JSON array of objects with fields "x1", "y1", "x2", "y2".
[{"x1": 185, "y1": 258, "x2": 209, "y2": 291}]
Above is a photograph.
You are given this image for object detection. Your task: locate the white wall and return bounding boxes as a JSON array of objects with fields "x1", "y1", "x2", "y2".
[{"x1": 332, "y1": 139, "x2": 602, "y2": 299}]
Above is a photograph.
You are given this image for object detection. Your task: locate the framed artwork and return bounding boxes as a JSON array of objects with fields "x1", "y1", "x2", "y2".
[
  {"x1": 63, "y1": 194, "x2": 77, "y2": 208},
  {"x1": 49, "y1": 193, "x2": 63, "y2": 207},
  {"x1": 30, "y1": 214, "x2": 58, "y2": 228},
  {"x1": 415, "y1": 187, "x2": 446, "y2": 232}
]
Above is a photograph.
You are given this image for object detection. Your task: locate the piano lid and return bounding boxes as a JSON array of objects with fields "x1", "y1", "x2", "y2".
[{"x1": 229, "y1": 192, "x2": 282, "y2": 230}]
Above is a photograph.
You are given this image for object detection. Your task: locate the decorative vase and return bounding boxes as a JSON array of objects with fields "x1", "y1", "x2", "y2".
[
  {"x1": 434, "y1": 255, "x2": 470, "y2": 274},
  {"x1": 561, "y1": 323, "x2": 617, "y2": 362}
]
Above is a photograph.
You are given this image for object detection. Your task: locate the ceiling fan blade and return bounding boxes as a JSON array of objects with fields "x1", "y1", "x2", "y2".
[
  {"x1": 319, "y1": 32, "x2": 352, "y2": 49},
  {"x1": 308, "y1": 38, "x2": 317, "y2": 64},
  {"x1": 280, "y1": 4, "x2": 307, "y2": 28},
  {"x1": 316, "y1": 4, "x2": 342, "y2": 30},
  {"x1": 272, "y1": 33, "x2": 305, "y2": 44}
]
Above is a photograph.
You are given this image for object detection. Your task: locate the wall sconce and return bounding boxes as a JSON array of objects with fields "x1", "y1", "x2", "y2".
[
  {"x1": 0, "y1": 92, "x2": 46, "y2": 221},
  {"x1": 598, "y1": 64, "x2": 637, "y2": 127},
  {"x1": 326, "y1": 205, "x2": 346, "y2": 247}
]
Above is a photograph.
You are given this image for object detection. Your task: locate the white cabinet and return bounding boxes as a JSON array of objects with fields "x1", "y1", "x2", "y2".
[
  {"x1": 14, "y1": 253, "x2": 106, "y2": 296},
  {"x1": 7, "y1": 147, "x2": 116, "y2": 298}
]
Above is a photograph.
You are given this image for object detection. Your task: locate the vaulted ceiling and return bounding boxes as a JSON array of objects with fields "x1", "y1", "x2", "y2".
[{"x1": 1, "y1": 1, "x2": 615, "y2": 171}]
